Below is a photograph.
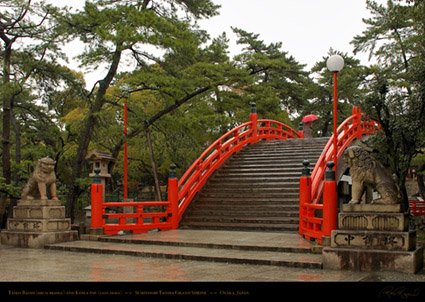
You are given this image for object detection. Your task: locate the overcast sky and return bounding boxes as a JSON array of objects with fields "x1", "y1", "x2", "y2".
[
  {"x1": 60, "y1": 0, "x2": 387, "y2": 87},
  {"x1": 198, "y1": 0, "x2": 386, "y2": 69}
]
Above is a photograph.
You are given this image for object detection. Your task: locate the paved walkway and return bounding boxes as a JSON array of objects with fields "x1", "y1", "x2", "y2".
[{"x1": 1, "y1": 229, "x2": 425, "y2": 298}]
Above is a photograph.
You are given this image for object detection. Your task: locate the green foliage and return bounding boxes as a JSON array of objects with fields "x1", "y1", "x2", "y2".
[
  {"x1": 350, "y1": 0, "x2": 425, "y2": 205},
  {"x1": 1, "y1": 0, "x2": 424, "y2": 213}
]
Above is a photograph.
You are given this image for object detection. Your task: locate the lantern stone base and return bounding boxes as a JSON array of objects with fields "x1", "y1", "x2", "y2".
[
  {"x1": 1, "y1": 199, "x2": 78, "y2": 249},
  {"x1": 323, "y1": 204, "x2": 423, "y2": 274}
]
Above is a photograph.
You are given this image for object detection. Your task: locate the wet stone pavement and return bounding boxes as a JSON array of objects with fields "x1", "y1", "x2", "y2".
[{"x1": 1, "y1": 229, "x2": 425, "y2": 298}]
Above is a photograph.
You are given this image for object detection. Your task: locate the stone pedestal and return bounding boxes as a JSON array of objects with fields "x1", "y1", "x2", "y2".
[
  {"x1": 323, "y1": 204, "x2": 423, "y2": 274},
  {"x1": 1, "y1": 199, "x2": 78, "y2": 248}
]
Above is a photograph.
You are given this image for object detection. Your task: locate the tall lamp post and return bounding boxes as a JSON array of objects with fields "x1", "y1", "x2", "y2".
[
  {"x1": 121, "y1": 84, "x2": 131, "y2": 200},
  {"x1": 326, "y1": 55, "x2": 344, "y2": 172}
]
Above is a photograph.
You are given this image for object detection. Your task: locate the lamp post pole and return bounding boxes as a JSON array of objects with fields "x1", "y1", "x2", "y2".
[
  {"x1": 326, "y1": 55, "x2": 344, "y2": 173},
  {"x1": 324, "y1": 54, "x2": 344, "y2": 239},
  {"x1": 124, "y1": 95, "x2": 128, "y2": 199},
  {"x1": 121, "y1": 84, "x2": 131, "y2": 200},
  {"x1": 333, "y1": 70, "x2": 338, "y2": 171}
]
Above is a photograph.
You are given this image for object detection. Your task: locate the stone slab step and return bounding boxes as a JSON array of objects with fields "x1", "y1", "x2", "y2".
[
  {"x1": 193, "y1": 198, "x2": 299, "y2": 204},
  {"x1": 182, "y1": 216, "x2": 299, "y2": 224},
  {"x1": 179, "y1": 137, "x2": 328, "y2": 233},
  {"x1": 223, "y1": 162, "x2": 317, "y2": 168},
  {"x1": 188, "y1": 204, "x2": 299, "y2": 211},
  {"x1": 185, "y1": 210, "x2": 299, "y2": 217},
  {"x1": 45, "y1": 230, "x2": 322, "y2": 269},
  {"x1": 208, "y1": 177, "x2": 300, "y2": 183},
  {"x1": 216, "y1": 172, "x2": 302, "y2": 178},
  {"x1": 179, "y1": 221, "x2": 299, "y2": 232},
  {"x1": 229, "y1": 156, "x2": 320, "y2": 163},
  {"x1": 205, "y1": 182, "x2": 299, "y2": 190}
]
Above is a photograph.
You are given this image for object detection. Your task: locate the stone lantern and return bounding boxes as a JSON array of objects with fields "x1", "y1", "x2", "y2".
[{"x1": 86, "y1": 150, "x2": 115, "y2": 201}]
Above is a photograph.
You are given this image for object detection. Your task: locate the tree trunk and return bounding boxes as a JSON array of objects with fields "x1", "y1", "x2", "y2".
[
  {"x1": 0, "y1": 38, "x2": 12, "y2": 227},
  {"x1": 417, "y1": 164, "x2": 425, "y2": 200},
  {"x1": 146, "y1": 126, "x2": 162, "y2": 201},
  {"x1": 8, "y1": 105, "x2": 21, "y2": 219},
  {"x1": 66, "y1": 46, "x2": 122, "y2": 222}
]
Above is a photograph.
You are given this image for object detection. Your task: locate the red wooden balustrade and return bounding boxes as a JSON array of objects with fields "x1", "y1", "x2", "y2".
[
  {"x1": 299, "y1": 106, "x2": 380, "y2": 244},
  {"x1": 91, "y1": 105, "x2": 383, "y2": 237},
  {"x1": 91, "y1": 104, "x2": 303, "y2": 235},
  {"x1": 409, "y1": 200, "x2": 425, "y2": 216}
]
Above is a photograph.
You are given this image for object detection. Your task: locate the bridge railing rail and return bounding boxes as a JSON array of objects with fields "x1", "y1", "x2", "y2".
[
  {"x1": 299, "y1": 106, "x2": 380, "y2": 243},
  {"x1": 176, "y1": 106, "x2": 303, "y2": 222}
]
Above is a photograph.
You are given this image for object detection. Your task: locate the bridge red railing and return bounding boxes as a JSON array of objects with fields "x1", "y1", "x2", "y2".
[
  {"x1": 91, "y1": 104, "x2": 303, "y2": 235},
  {"x1": 409, "y1": 200, "x2": 425, "y2": 216},
  {"x1": 176, "y1": 105, "x2": 303, "y2": 223},
  {"x1": 299, "y1": 106, "x2": 380, "y2": 244}
]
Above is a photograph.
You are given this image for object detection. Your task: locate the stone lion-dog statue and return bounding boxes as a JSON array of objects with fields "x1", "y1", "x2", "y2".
[
  {"x1": 21, "y1": 157, "x2": 58, "y2": 200},
  {"x1": 343, "y1": 146, "x2": 400, "y2": 205}
]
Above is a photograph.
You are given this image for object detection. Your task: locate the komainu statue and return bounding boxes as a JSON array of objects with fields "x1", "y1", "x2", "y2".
[
  {"x1": 343, "y1": 146, "x2": 400, "y2": 205},
  {"x1": 21, "y1": 157, "x2": 58, "y2": 200}
]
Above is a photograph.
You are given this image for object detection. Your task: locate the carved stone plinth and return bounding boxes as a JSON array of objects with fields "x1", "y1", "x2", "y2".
[
  {"x1": 1, "y1": 199, "x2": 78, "y2": 248},
  {"x1": 323, "y1": 204, "x2": 423, "y2": 274},
  {"x1": 338, "y1": 212, "x2": 408, "y2": 231},
  {"x1": 331, "y1": 230, "x2": 416, "y2": 251}
]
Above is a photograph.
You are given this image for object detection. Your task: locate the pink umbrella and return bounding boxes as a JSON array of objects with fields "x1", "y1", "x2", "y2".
[{"x1": 302, "y1": 114, "x2": 318, "y2": 123}]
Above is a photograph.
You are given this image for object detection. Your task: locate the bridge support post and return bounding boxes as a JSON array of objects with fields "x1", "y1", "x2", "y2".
[
  {"x1": 90, "y1": 168, "x2": 104, "y2": 234},
  {"x1": 299, "y1": 160, "x2": 311, "y2": 236},
  {"x1": 168, "y1": 164, "x2": 179, "y2": 229},
  {"x1": 250, "y1": 103, "x2": 258, "y2": 143},
  {"x1": 323, "y1": 161, "x2": 337, "y2": 241}
]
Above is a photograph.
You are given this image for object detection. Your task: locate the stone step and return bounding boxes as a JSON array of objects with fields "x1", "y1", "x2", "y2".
[
  {"x1": 193, "y1": 197, "x2": 299, "y2": 204},
  {"x1": 236, "y1": 150, "x2": 323, "y2": 156},
  {"x1": 185, "y1": 210, "x2": 299, "y2": 218},
  {"x1": 230, "y1": 155, "x2": 321, "y2": 162},
  {"x1": 249, "y1": 137, "x2": 329, "y2": 146},
  {"x1": 219, "y1": 166, "x2": 306, "y2": 172},
  {"x1": 45, "y1": 230, "x2": 323, "y2": 269},
  {"x1": 215, "y1": 172, "x2": 302, "y2": 179},
  {"x1": 201, "y1": 186, "x2": 299, "y2": 193},
  {"x1": 223, "y1": 162, "x2": 317, "y2": 170},
  {"x1": 181, "y1": 216, "x2": 299, "y2": 225},
  {"x1": 209, "y1": 176, "x2": 300, "y2": 182},
  {"x1": 205, "y1": 182, "x2": 299, "y2": 190},
  {"x1": 179, "y1": 221, "x2": 299, "y2": 232},
  {"x1": 188, "y1": 203, "x2": 299, "y2": 211},
  {"x1": 198, "y1": 192, "x2": 299, "y2": 199},
  {"x1": 179, "y1": 137, "x2": 328, "y2": 233}
]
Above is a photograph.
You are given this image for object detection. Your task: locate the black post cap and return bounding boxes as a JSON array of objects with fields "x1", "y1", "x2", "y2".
[
  {"x1": 326, "y1": 161, "x2": 335, "y2": 181},
  {"x1": 251, "y1": 102, "x2": 257, "y2": 114},
  {"x1": 93, "y1": 168, "x2": 101, "y2": 184},
  {"x1": 301, "y1": 160, "x2": 310, "y2": 176},
  {"x1": 169, "y1": 164, "x2": 177, "y2": 179}
]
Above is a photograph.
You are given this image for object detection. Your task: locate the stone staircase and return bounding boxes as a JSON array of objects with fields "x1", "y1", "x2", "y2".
[
  {"x1": 44, "y1": 138, "x2": 329, "y2": 270},
  {"x1": 179, "y1": 137, "x2": 329, "y2": 232},
  {"x1": 45, "y1": 230, "x2": 323, "y2": 269}
]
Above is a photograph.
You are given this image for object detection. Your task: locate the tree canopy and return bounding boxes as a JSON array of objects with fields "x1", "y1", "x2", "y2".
[{"x1": 1, "y1": 0, "x2": 424, "y2": 223}]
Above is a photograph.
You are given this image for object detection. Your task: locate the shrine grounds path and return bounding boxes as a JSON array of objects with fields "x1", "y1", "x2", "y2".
[
  {"x1": 1, "y1": 232, "x2": 425, "y2": 281},
  {"x1": 1, "y1": 230, "x2": 425, "y2": 299}
]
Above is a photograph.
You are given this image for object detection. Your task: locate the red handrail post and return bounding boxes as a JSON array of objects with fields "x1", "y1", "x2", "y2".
[
  {"x1": 323, "y1": 161, "x2": 337, "y2": 237},
  {"x1": 168, "y1": 164, "x2": 179, "y2": 229},
  {"x1": 299, "y1": 160, "x2": 311, "y2": 235},
  {"x1": 298, "y1": 122, "x2": 304, "y2": 138},
  {"x1": 250, "y1": 103, "x2": 258, "y2": 143},
  {"x1": 91, "y1": 168, "x2": 104, "y2": 230}
]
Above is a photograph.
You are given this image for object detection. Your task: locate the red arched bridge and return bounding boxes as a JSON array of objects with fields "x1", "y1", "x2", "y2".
[{"x1": 91, "y1": 105, "x2": 382, "y2": 243}]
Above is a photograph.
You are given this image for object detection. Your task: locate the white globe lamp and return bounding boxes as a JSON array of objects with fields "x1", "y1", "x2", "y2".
[{"x1": 326, "y1": 55, "x2": 344, "y2": 72}]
